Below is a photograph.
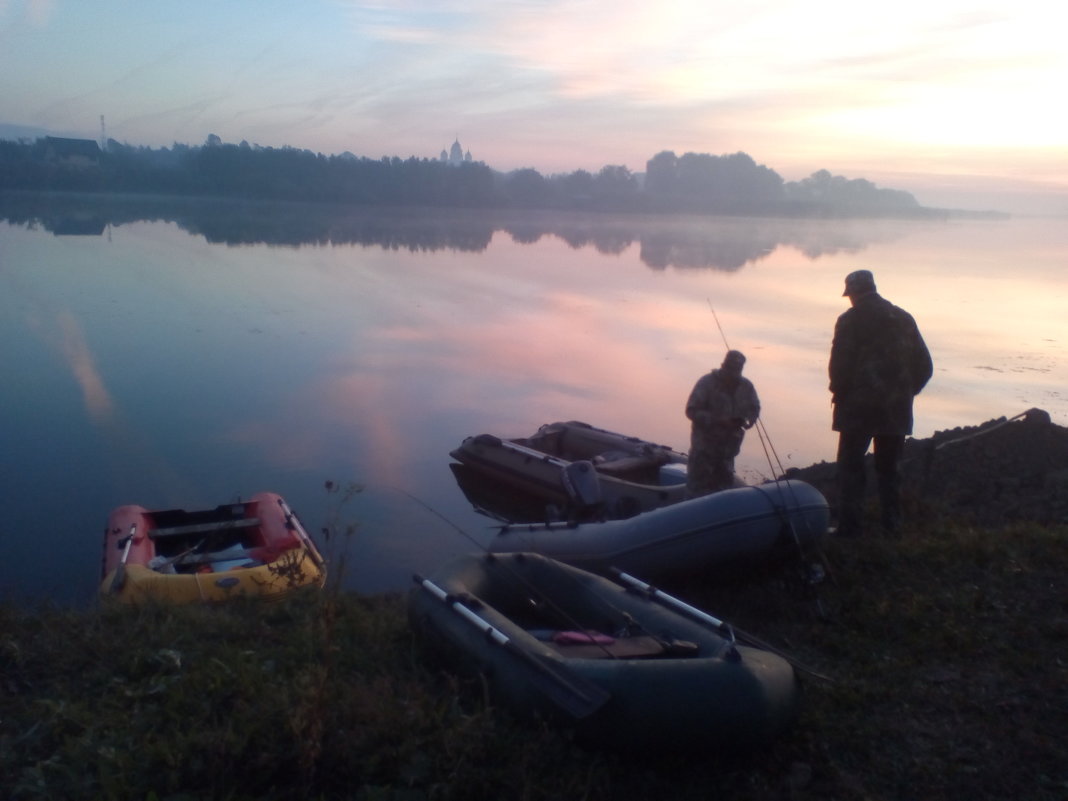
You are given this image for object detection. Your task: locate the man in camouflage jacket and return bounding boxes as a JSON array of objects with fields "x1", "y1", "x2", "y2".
[
  {"x1": 685, "y1": 350, "x2": 761, "y2": 497},
  {"x1": 830, "y1": 270, "x2": 933, "y2": 537}
]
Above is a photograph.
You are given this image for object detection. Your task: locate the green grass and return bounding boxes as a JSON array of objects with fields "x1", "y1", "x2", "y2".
[{"x1": 2, "y1": 517, "x2": 1066, "y2": 800}]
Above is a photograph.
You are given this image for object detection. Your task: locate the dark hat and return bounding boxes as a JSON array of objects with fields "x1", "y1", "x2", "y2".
[
  {"x1": 722, "y1": 350, "x2": 746, "y2": 368},
  {"x1": 843, "y1": 269, "x2": 877, "y2": 297}
]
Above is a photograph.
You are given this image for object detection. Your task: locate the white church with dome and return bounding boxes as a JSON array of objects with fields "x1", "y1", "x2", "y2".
[{"x1": 439, "y1": 137, "x2": 473, "y2": 166}]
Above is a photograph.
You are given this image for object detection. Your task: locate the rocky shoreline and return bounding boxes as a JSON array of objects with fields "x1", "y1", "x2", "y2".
[{"x1": 784, "y1": 408, "x2": 1068, "y2": 528}]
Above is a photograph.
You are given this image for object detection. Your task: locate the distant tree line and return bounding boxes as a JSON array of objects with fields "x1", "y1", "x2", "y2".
[{"x1": 0, "y1": 135, "x2": 933, "y2": 217}]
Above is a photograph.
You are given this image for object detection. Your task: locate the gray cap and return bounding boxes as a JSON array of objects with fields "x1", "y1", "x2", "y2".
[{"x1": 843, "y1": 269, "x2": 877, "y2": 297}]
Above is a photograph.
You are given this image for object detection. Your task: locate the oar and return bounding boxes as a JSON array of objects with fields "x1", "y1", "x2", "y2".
[
  {"x1": 277, "y1": 497, "x2": 326, "y2": 573},
  {"x1": 162, "y1": 537, "x2": 207, "y2": 570},
  {"x1": 413, "y1": 574, "x2": 611, "y2": 719},
  {"x1": 611, "y1": 569, "x2": 834, "y2": 682},
  {"x1": 108, "y1": 523, "x2": 137, "y2": 594}
]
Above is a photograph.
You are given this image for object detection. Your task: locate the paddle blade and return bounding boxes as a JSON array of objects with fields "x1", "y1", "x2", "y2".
[{"x1": 413, "y1": 574, "x2": 610, "y2": 719}]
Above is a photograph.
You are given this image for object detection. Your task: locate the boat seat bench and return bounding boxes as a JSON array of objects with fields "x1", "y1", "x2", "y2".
[
  {"x1": 545, "y1": 634, "x2": 668, "y2": 659},
  {"x1": 176, "y1": 549, "x2": 258, "y2": 566},
  {"x1": 149, "y1": 518, "x2": 261, "y2": 539},
  {"x1": 593, "y1": 454, "x2": 666, "y2": 478}
]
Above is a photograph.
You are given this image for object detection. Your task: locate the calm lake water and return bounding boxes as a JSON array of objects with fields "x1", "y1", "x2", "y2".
[{"x1": 2, "y1": 195, "x2": 1066, "y2": 605}]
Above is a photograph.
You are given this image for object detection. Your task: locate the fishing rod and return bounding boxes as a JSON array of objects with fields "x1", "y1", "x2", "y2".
[
  {"x1": 707, "y1": 303, "x2": 790, "y2": 483},
  {"x1": 705, "y1": 300, "x2": 830, "y2": 615},
  {"x1": 707, "y1": 297, "x2": 733, "y2": 353},
  {"x1": 705, "y1": 299, "x2": 789, "y2": 481}
]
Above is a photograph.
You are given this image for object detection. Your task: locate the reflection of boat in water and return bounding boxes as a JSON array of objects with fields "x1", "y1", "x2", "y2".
[
  {"x1": 487, "y1": 479, "x2": 829, "y2": 581},
  {"x1": 450, "y1": 420, "x2": 693, "y2": 520},
  {"x1": 450, "y1": 463, "x2": 562, "y2": 523},
  {"x1": 408, "y1": 552, "x2": 799, "y2": 753},
  {"x1": 100, "y1": 491, "x2": 326, "y2": 604}
]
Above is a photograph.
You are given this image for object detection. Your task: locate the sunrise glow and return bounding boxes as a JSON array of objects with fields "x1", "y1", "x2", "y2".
[{"x1": 0, "y1": 0, "x2": 1064, "y2": 214}]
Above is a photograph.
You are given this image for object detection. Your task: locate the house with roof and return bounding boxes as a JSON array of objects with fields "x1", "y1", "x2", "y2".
[{"x1": 41, "y1": 136, "x2": 101, "y2": 169}]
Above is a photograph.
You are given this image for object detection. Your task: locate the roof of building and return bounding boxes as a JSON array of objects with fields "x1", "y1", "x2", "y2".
[{"x1": 43, "y1": 136, "x2": 101, "y2": 158}]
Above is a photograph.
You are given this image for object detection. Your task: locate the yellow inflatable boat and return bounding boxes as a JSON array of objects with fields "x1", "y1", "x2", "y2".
[{"x1": 100, "y1": 491, "x2": 326, "y2": 604}]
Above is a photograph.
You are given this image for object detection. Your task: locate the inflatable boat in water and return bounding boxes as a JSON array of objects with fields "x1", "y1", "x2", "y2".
[
  {"x1": 100, "y1": 491, "x2": 326, "y2": 604},
  {"x1": 487, "y1": 479, "x2": 829, "y2": 580},
  {"x1": 449, "y1": 420, "x2": 696, "y2": 520}
]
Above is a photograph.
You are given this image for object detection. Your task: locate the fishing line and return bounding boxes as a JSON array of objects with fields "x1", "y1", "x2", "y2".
[
  {"x1": 388, "y1": 475, "x2": 826, "y2": 673},
  {"x1": 388, "y1": 485, "x2": 626, "y2": 658},
  {"x1": 707, "y1": 298, "x2": 731, "y2": 351},
  {"x1": 392, "y1": 485, "x2": 751, "y2": 658},
  {"x1": 704, "y1": 301, "x2": 828, "y2": 614}
]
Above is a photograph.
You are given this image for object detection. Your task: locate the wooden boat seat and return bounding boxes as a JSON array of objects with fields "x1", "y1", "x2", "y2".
[
  {"x1": 149, "y1": 518, "x2": 261, "y2": 539},
  {"x1": 174, "y1": 548, "x2": 258, "y2": 567},
  {"x1": 593, "y1": 451, "x2": 662, "y2": 476},
  {"x1": 546, "y1": 634, "x2": 667, "y2": 659}
]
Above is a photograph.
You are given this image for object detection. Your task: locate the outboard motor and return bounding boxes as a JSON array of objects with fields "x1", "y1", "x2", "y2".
[{"x1": 561, "y1": 460, "x2": 602, "y2": 509}]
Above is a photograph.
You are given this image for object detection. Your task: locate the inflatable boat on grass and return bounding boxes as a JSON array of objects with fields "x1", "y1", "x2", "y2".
[
  {"x1": 100, "y1": 491, "x2": 326, "y2": 604},
  {"x1": 408, "y1": 552, "x2": 800, "y2": 753}
]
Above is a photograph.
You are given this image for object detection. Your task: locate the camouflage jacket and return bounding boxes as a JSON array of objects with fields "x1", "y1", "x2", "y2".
[
  {"x1": 686, "y1": 369, "x2": 761, "y2": 433},
  {"x1": 829, "y1": 292, "x2": 933, "y2": 435}
]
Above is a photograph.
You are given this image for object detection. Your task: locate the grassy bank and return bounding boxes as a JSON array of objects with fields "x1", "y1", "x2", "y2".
[{"x1": 2, "y1": 518, "x2": 1066, "y2": 800}]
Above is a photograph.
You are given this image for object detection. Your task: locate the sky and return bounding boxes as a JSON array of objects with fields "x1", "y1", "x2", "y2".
[{"x1": 1, "y1": 0, "x2": 1065, "y2": 215}]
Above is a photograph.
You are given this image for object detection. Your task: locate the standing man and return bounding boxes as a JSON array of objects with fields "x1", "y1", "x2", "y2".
[
  {"x1": 830, "y1": 270, "x2": 933, "y2": 538},
  {"x1": 685, "y1": 350, "x2": 761, "y2": 497}
]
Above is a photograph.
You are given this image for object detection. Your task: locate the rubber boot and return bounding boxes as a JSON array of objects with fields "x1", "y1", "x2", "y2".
[
  {"x1": 878, "y1": 473, "x2": 902, "y2": 539},
  {"x1": 836, "y1": 468, "x2": 866, "y2": 538}
]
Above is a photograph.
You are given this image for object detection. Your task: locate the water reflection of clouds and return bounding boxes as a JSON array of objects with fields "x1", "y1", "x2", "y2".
[
  {"x1": 165, "y1": 212, "x2": 1068, "y2": 486},
  {"x1": 16, "y1": 203, "x2": 1066, "y2": 479},
  {"x1": 57, "y1": 312, "x2": 115, "y2": 422},
  {"x1": 323, "y1": 372, "x2": 410, "y2": 488},
  {"x1": 6, "y1": 208, "x2": 1068, "y2": 606},
  {"x1": 25, "y1": 303, "x2": 115, "y2": 430},
  {"x1": 37, "y1": 309, "x2": 199, "y2": 506},
  {"x1": 440, "y1": 292, "x2": 687, "y2": 406},
  {"x1": 355, "y1": 241, "x2": 844, "y2": 467},
  {"x1": 306, "y1": 274, "x2": 703, "y2": 473}
]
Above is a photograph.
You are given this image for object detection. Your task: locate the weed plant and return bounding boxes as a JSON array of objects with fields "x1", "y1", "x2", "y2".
[{"x1": 2, "y1": 516, "x2": 1066, "y2": 800}]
